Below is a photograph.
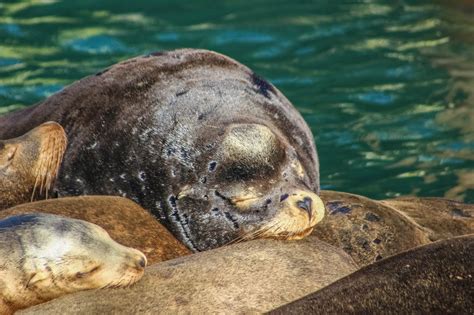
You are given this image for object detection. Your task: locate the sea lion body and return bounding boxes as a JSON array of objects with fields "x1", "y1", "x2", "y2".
[
  {"x1": 0, "y1": 213, "x2": 147, "y2": 314},
  {"x1": 270, "y1": 235, "x2": 474, "y2": 314},
  {"x1": 311, "y1": 191, "x2": 430, "y2": 266},
  {"x1": 0, "y1": 196, "x2": 191, "y2": 264},
  {"x1": 0, "y1": 49, "x2": 324, "y2": 251},
  {"x1": 19, "y1": 238, "x2": 357, "y2": 314},
  {"x1": 0, "y1": 122, "x2": 66, "y2": 210},
  {"x1": 382, "y1": 196, "x2": 474, "y2": 241},
  {"x1": 312, "y1": 191, "x2": 474, "y2": 266}
]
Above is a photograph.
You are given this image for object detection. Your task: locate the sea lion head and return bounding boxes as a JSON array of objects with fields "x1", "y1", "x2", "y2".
[
  {"x1": 168, "y1": 108, "x2": 325, "y2": 251},
  {"x1": 204, "y1": 123, "x2": 324, "y2": 240},
  {"x1": 1, "y1": 213, "x2": 146, "y2": 301},
  {"x1": 143, "y1": 50, "x2": 326, "y2": 251},
  {"x1": 0, "y1": 122, "x2": 67, "y2": 209}
]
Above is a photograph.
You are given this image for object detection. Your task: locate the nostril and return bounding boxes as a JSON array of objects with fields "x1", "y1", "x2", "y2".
[
  {"x1": 280, "y1": 194, "x2": 289, "y2": 202},
  {"x1": 297, "y1": 197, "x2": 313, "y2": 218},
  {"x1": 136, "y1": 256, "x2": 147, "y2": 269}
]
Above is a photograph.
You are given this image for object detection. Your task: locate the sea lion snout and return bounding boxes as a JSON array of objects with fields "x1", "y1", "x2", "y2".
[
  {"x1": 296, "y1": 197, "x2": 313, "y2": 220},
  {"x1": 135, "y1": 255, "x2": 147, "y2": 270},
  {"x1": 120, "y1": 248, "x2": 147, "y2": 272},
  {"x1": 242, "y1": 190, "x2": 325, "y2": 242},
  {"x1": 283, "y1": 190, "x2": 325, "y2": 228}
]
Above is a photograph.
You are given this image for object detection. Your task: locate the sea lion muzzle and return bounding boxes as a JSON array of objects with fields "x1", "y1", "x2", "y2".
[
  {"x1": 297, "y1": 197, "x2": 313, "y2": 219},
  {"x1": 279, "y1": 190, "x2": 325, "y2": 232}
]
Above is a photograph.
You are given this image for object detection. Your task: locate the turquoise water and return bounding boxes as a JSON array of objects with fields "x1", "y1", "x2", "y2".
[{"x1": 1, "y1": 0, "x2": 473, "y2": 202}]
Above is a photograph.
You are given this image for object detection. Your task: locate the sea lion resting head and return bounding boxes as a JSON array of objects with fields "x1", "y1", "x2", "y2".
[
  {"x1": 0, "y1": 49, "x2": 325, "y2": 251},
  {"x1": 0, "y1": 213, "x2": 147, "y2": 314},
  {"x1": 146, "y1": 51, "x2": 327, "y2": 249},
  {"x1": 0, "y1": 122, "x2": 66, "y2": 210}
]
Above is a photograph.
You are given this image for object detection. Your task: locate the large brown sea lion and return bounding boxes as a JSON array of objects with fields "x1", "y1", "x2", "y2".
[
  {"x1": 0, "y1": 196, "x2": 191, "y2": 264},
  {"x1": 0, "y1": 49, "x2": 325, "y2": 251},
  {"x1": 0, "y1": 122, "x2": 66, "y2": 210},
  {"x1": 18, "y1": 238, "x2": 357, "y2": 314},
  {"x1": 270, "y1": 235, "x2": 474, "y2": 314},
  {"x1": 0, "y1": 213, "x2": 147, "y2": 315}
]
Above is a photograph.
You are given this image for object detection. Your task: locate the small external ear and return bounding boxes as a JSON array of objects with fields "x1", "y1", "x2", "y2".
[
  {"x1": 0, "y1": 143, "x2": 18, "y2": 168},
  {"x1": 6, "y1": 145, "x2": 17, "y2": 161},
  {"x1": 26, "y1": 270, "x2": 50, "y2": 289}
]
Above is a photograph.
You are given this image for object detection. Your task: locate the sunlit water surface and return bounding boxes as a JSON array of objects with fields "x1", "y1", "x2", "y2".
[{"x1": 1, "y1": 0, "x2": 473, "y2": 202}]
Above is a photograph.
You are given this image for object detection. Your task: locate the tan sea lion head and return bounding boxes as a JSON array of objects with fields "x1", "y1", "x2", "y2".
[
  {"x1": 0, "y1": 121, "x2": 67, "y2": 209},
  {"x1": 0, "y1": 213, "x2": 147, "y2": 314}
]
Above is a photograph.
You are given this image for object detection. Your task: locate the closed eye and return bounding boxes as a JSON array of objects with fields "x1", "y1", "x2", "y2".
[
  {"x1": 76, "y1": 265, "x2": 101, "y2": 279},
  {"x1": 7, "y1": 147, "x2": 17, "y2": 160},
  {"x1": 215, "y1": 190, "x2": 261, "y2": 207}
]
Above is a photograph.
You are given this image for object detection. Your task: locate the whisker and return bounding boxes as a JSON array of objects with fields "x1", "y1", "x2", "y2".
[{"x1": 30, "y1": 131, "x2": 67, "y2": 201}]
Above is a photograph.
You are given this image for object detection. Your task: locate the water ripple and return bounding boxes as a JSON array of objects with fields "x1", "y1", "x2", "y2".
[{"x1": 0, "y1": 0, "x2": 473, "y2": 201}]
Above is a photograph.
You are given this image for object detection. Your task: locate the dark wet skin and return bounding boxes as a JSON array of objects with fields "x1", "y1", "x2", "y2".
[{"x1": 0, "y1": 49, "x2": 321, "y2": 251}]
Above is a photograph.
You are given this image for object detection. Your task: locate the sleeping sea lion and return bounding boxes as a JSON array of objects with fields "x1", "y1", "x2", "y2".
[
  {"x1": 0, "y1": 49, "x2": 324, "y2": 251},
  {"x1": 0, "y1": 213, "x2": 146, "y2": 314},
  {"x1": 19, "y1": 238, "x2": 357, "y2": 314},
  {"x1": 0, "y1": 196, "x2": 191, "y2": 264}
]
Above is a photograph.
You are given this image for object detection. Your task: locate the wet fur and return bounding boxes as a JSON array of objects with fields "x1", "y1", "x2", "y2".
[{"x1": 0, "y1": 49, "x2": 320, "y2": 251}]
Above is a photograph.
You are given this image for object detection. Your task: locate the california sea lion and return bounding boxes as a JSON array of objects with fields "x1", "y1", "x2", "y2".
[
  {"x1": 270, "y1": 235, "x2": 474, "y2": 314},
  {"x1": 0, "y1": 122, "x2": 66, "y2": 210},
  {"x1": 0, "y1": 196, "x2": 191, "y2": 264},
  {"x1": 310, "y1": 191, "x2": 474, "y2": 266},
  {"x1": 0, "y1": 213, "x2": 147, "y2": 314},
  {"x1": 19, "y1": 238, "x2": 357, "y2": 314},
  {"x1": 0, "y1": 49, "x2": 324, "y2": 251}
]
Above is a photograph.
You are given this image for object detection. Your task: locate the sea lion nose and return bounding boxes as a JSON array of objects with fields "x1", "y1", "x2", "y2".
[
  {"x1": 135, "y1": 256, "x2": 147, "y2": 270},
  {"x1": 296, "y1": 197, "x2": 313, "y2": 220},
  {"x1": 283, "y1": 190, "x2": 325, "y2": 226}
]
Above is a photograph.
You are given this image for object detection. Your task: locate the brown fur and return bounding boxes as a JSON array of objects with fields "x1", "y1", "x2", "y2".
[
  {"x1": 382, "y1": 197, "x2": 474, "y2": 241},
  {"x1": 310, "y1": 191, "x2": 474, "y2": 266},
  {"x1": 270, "y1": 235, "x2": 474, "y2": 314},
  {"x1": 310, "y1": 190, "x2": 430, "y2": 266},
  {"x1": 0, "y1": 122, "x2": 66, "y2": 210},
  {"x1": 0, "y1": 196, "x2": 190, "y2": 264}
]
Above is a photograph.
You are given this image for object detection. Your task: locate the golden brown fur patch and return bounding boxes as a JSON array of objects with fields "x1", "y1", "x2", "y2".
[{"x1": 31, "y1": 122, "x2": 67, "y2": 201}]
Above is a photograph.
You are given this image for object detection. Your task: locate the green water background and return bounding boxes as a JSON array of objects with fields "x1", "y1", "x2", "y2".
[{"x1": 1, "y1": 0, "x2": 473, "y2": 202}]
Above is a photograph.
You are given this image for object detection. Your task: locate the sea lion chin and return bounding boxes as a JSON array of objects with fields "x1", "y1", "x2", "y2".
[
  {"x1": 0, "y1": 213, "x2": 146, "y2": 314},
  {"x1": 0, "y1": 49, "x2": 324, "y2": 251},
  {"x1": 0, "y1": 122, "x2": 67, "y2": 210}
]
